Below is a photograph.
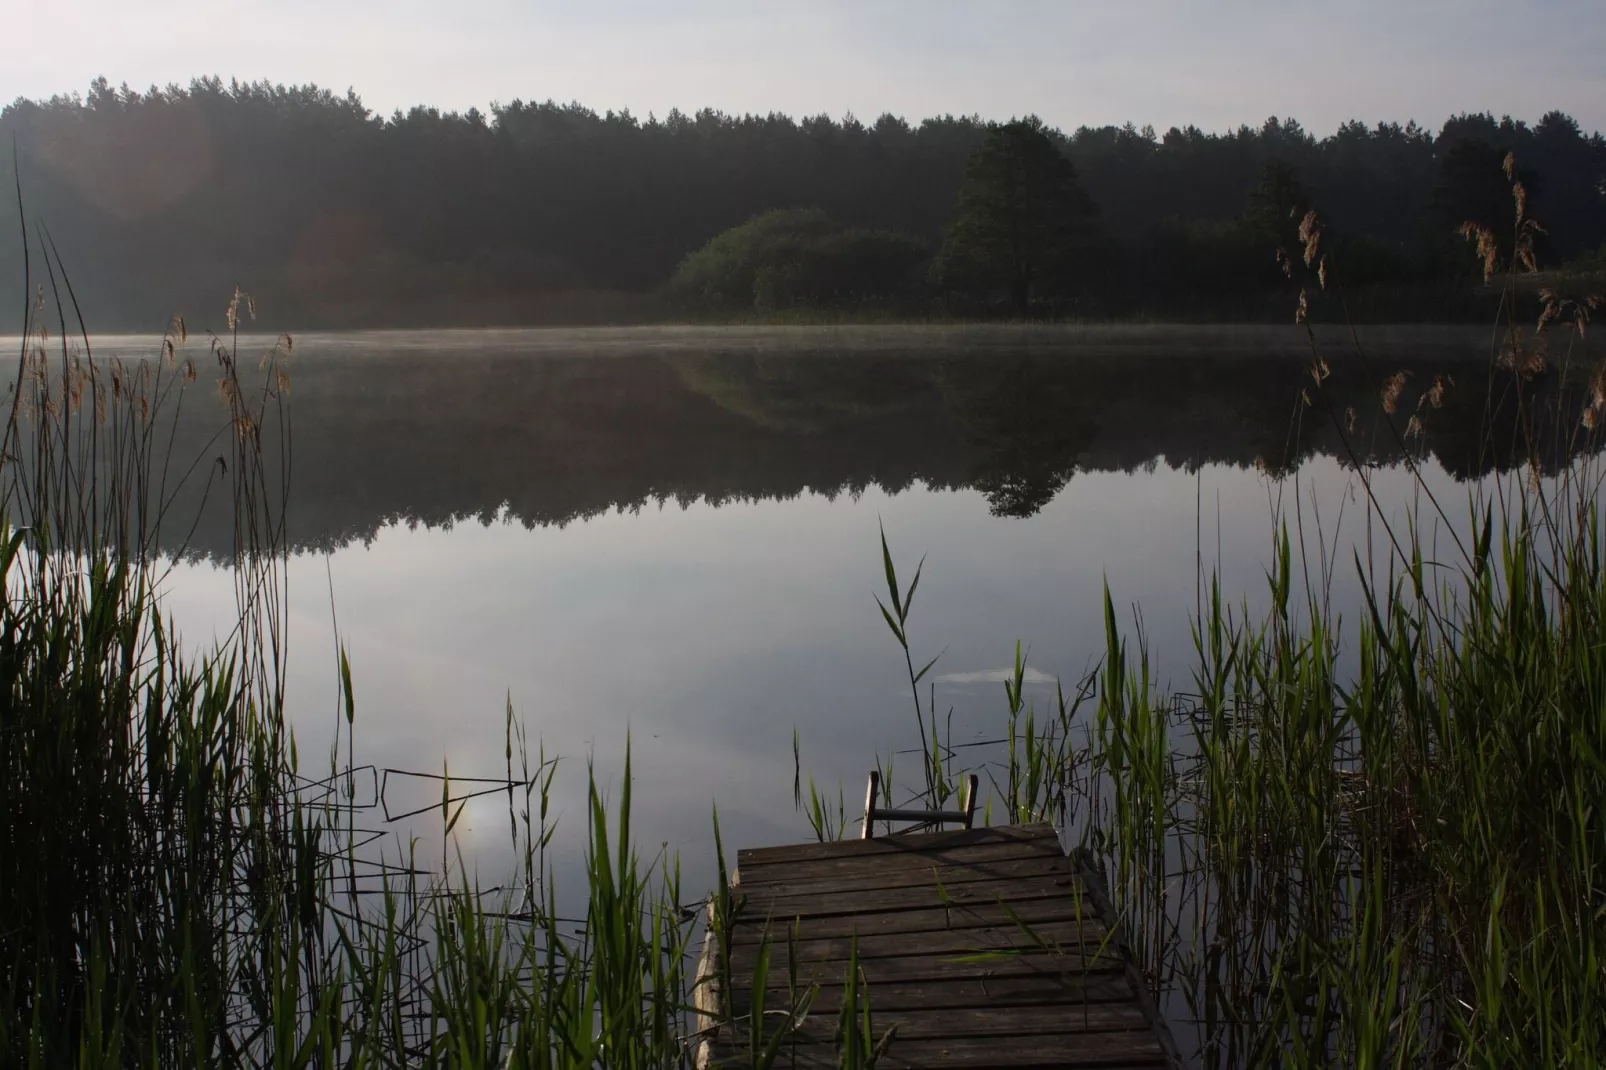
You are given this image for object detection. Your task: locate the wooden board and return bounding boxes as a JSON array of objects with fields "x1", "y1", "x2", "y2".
[
  {"x1": 726, "y1": 896, "x2": 1106, "y2": 946},
  {"x1": 734, "y1": 824, "x2": 1059, "y2": 868},
  {"x1": 695, "y1": 823, "x2": 1179, "y2": 1069},
  {"x1": 733, "y1": 852, "x2": 1083, "y2": 898},
  {"x1": 703, "y1": 1031, "x2": 1170, "y2": 1068},
  {"x1": 719, "y1": 1002, "x2": 1149, "y2": 1043},
  {"x1": 726, "y1": 919, "x2": 1113, "y2": 967},
  {"x1": 734, "y1": 872, "x2": 1090, "y2": 920},
  {"x1": 730, "y1": 973, "x2": 1139, "y2": 1015}
]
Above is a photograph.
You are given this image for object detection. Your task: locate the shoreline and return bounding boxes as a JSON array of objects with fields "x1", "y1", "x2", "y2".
[{"x1": 12, "y1": 321, "x2": 1535, "y2": 361}]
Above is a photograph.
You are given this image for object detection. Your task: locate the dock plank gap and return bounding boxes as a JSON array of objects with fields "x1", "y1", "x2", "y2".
[{"x1": 694, "y1": 821, "x2": 1180, "y2": 1068}]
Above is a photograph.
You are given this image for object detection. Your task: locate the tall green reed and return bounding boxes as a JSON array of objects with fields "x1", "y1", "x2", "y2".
[
  {"x1": 0, "y1": 209, "x2": 319, "y2": 1064},
  {"x1": 789, "y1": 151, "x2": 1606, "y2": 1067},
  {"x1": 1072, "y1": 152, "x2": 1606, "y2": 1067},
  {"x1": 0, "y1": 238, "x2": 717, "y2": 1066}
]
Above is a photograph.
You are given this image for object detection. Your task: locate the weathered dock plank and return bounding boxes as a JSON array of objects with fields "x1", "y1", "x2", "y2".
[
  {"x1": 694, "y1": 822, "x2": 1179, "y2": 1069},
  {"x1": 732, "y1": 852, "x2": 1084, "y2": 898}
]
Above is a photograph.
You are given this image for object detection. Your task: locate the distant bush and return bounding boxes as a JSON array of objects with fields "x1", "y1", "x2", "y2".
[
  {"x1": 1563, "y1": 242, "x2": 1606, "y2": 273},
  {"x1": 670, "y1": 208, "x2": 929, "y2": 311}
]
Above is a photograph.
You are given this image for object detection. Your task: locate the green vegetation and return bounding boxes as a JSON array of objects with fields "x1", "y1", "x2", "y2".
[
  {"x1": 6, "y1": 164, "x2": 1606, "y2": 1067},
  {"x1": 3, "y1": 82, "x2": 1604, "y2": 326},
  {"x1": 1091, "y1": 475, "x2": 1606, "y2": 1063},
  {"x1": 669, "y1": 208, "x2": 926, "y2": 312},
  {"x1": 0, "y1": 283, "x2": 707, "y2": 1067},
  {"x1": 1564, "y1": 242, "x2": 1606, "y2": 274},
  {"x1": 798, "y1": 169, "x2": 1606, "y2": 1065},
  {"x1": 932, "y1": 118, "x2": 1101, "y2": 315},
  {"x1": 871, "y1": 452, "x2": 1606, "y2": 1064},
  {"x1": 853, "y1": 410, "x2": 1606, "y2": 1065}
]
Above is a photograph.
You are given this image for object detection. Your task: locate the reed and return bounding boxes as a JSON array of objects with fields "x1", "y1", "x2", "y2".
[
  {"x1": 10, "y1": 146, "x2": 1604, "y2": 1067},
  {"x1": 0, "y1": 241, "x2": 713, "y2": 1067},
  {"x1": 1072, "y1": 456, "x2": 1606, "y2": 1065},
  {"x1": 821, "y1": 154, "x2": 1606, "y2": 1066},
  {"x1": 848, "y1": 374, "x2": 1605, "y2": 1068},
  {"x1": 1077, "y1": 149, "x2": 1606, "y2": 1068}
]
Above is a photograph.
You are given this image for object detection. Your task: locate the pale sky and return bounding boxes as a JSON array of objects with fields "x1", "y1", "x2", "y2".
[{"x1": 9, "y1": 0, "x2": 1606, "y2": 135}]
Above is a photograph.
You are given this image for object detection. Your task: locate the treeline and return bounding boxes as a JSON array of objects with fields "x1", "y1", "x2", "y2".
[{"x1": 1, "y1": 77, "x2": 1603, "y2": 327}]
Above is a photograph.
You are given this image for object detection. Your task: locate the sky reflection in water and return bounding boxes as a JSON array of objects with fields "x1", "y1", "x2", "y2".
[{"x1": 155, "y1": 460, "x2": 1486, "y2": 901}]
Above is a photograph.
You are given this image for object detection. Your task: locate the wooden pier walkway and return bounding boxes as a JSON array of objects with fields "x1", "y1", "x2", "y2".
[{"x1": 695, "y1": 822, "x2": 1179, "y2": 1068}]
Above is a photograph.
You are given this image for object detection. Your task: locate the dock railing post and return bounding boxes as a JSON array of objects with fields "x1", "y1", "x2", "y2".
[
  {"x1": 861, "y1": 771, "x2": 981, "y2": 839},
  {"x1": 860, "y1": 770, "x2": 881, "y2": 839}
]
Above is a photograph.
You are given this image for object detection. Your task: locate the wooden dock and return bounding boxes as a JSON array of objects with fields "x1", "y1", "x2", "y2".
[{"x1": 694, "y1": 822, "x2": 1179, "y2": 1068}]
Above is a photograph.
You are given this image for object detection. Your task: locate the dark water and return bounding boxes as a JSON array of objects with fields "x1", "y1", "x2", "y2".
[{"x1": 86, "y1": 324, "x2": 1595, "y2": 905}]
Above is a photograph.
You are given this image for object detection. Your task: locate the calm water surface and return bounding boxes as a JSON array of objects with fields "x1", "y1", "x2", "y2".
[{"x1": 91, "y1": 324, "x2": 1595, "y2": 907}]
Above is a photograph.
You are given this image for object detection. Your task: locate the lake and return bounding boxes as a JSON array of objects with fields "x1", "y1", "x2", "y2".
[{"x1": 76, "y1": 322, "x2": 1595, "y2": 908}]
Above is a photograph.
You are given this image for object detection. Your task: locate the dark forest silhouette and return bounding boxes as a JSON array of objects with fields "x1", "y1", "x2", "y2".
[{"x1": 3, "y1": 78, "x2": 1604, "y2": 328}]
